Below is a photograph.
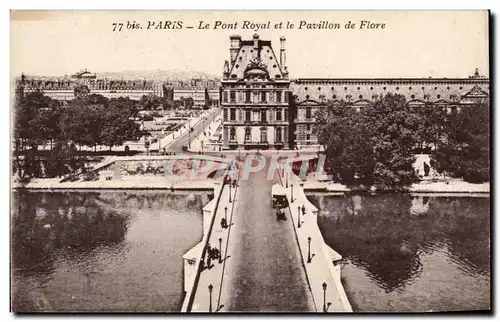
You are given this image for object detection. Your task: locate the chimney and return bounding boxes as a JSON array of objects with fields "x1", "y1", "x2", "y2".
[
  {"x1": 253, "y1": 34, "x2": 259, "y2": 58},
  {"x1": 229, "y1": 35, "x2": 241, "y2": 65},
  {"x1": 280, "y1": 36, "x2": 286, "y2": 68}
]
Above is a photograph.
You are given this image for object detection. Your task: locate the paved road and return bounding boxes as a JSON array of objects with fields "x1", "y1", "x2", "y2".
[
  {"x1": 166, "y1": 109, "x2": 220, "y2": 153},
  {"x1": 220, "y1": 155, "x2": 315, "y2": 312}
]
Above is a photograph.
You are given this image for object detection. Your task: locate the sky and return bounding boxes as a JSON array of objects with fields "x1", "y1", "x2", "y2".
[{"x1": 10, "y1": 10, "x2": 489, "y2": 79}]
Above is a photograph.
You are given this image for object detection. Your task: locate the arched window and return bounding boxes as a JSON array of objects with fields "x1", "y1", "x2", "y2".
[
  {"x1": 230, "y1": 127, "x2": 236, "y2": 141},
  {"x1": 245, "y1": 127, "x2": 251, "y2": 142},
  {"x1": 260, "y1": 128, "x2": 268, "y2": 143},
  {"x1": 275, "y1": 127, "x2": 282, "y2": 143}
]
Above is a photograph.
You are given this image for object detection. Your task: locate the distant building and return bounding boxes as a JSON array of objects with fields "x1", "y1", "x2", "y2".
[
  {"x1": 17, "y1": 70, "x2": 163, "y2": 101},
  {"x1": 220, "y1": 34, "x2": 490, "y2": 149},
  {"x1": 173, "y1": 88, "x2": 220, "y2": 108},
  {"x1": 71, "y1": 68, "x2": 97, "y2": 80}
]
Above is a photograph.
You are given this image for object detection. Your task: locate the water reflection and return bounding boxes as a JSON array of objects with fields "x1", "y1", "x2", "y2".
[
  {"x1": 11, "y1": 190, "x2": 210, "y2": 312},
  {"x1": 309, "y1": 193, "x2": 490, "y2": 311}
]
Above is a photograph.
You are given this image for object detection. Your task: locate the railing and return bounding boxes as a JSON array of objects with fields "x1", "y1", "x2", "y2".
[{"x1": 180, "y1": 167, "x2": 229, "y2": 312}]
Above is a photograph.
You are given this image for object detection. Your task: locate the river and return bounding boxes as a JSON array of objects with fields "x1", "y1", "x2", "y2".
[
  {"x1": 11, "y1": 190, "x2": 211, "y2": 312},
  {"x1": 308, "y1": 193, "x2": 491, "y2": 312},
  {"x1": 12, "y1": 191, "x2": 490, "y2": 312}
]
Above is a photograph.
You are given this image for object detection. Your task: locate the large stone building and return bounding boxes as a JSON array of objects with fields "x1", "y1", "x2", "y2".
[
  {"x1": 17, "y1": 70, "x2": 220, "y2": 106},
  {"x1": 221, "y1": 34, "x2": 292, "y2": 150},
  {"x1": 221, "y1": 34, "x2": 490, "y2": 149},
  {"x1": 18, "y1": 70, "x2": 163, "y2": 101}
]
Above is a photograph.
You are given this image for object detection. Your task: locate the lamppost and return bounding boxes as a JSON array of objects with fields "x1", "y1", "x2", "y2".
[
  {"x1": 208, "y1": 284, "x2": 213, "y2": 313},
  {"x1": 307, "y1": 237, "x2": 312, "y2": 263},
  {"x1": 297, "y1": 206, "x2": 301, "y2": 228},
  {"x1": 322, "y1": 282, "x2": 327, "y2": 312},
  {"x1": 224, "y1": 206, "x2": 228, "y2": 223},
  {"x1": 286, "y1": 172, "x2": 289, "y2": 188},
  {"x1": 145, "y1": 139, "x2": 150, "y2": 156},
  {"x1": 229, "y1": 184, "x2": 232, "y2": 203},
  {"x1": 290, "y1": 184, "x2": 294, "y2": 202},
  {"x1": 218, "y1": 237, "x2": 223, "y2": 264}
]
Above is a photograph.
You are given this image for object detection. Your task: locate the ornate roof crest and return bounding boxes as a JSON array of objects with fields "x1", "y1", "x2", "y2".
[
  {"x1": 462, "y1": 85, "x2": 489, "y2": 98},
  {"x1": 246, "y1": 57, "x2": 268, "y2": 71}
]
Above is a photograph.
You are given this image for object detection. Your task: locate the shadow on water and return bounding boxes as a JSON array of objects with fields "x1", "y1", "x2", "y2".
[
  {"x1": 11, "y1": 190, "x2": 210, "y2": 312},
  {"x1": 308, "y1": 193, "x2": 490, "y2": 312}
]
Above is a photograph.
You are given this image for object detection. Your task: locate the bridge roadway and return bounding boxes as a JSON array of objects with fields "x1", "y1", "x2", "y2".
[
  {"x1": 218, "y1": 156, "x2": 315, "y2": 312},
  {"x1": 166, "y1": 109, "x2": 220, "y2": 153}
]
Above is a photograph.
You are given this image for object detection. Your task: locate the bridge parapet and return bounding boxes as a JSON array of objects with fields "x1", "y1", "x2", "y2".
[
  {"x1": 273, "y1": 166, "x2": 352, "y2": 312},
  {"x1": 181, "y1": 165, "x2": 239, "y2": 312}
]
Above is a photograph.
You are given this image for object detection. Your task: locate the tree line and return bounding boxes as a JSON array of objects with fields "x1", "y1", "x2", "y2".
[
  {"x1": 13, "y1": 91, "x2": 143, "y2": 179},
  {"x1": 314, "y1": 93, "x2": 489, "y2": 189}
]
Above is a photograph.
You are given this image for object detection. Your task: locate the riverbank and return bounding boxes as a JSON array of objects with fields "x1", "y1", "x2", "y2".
[
  {"x1": 14, "y1": 177, "x2": 489, "y2": 194},
  {"x1": 302, "y1": 178, "x2": 489, "y2": 194},
  {"x1": 13, "y1": 177, "x2": 217, "y2": 191}
]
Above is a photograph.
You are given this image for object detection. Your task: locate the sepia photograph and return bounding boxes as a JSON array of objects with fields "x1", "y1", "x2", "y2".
[{"x1": 9, "y1": 10, "x2": 491, "y2": 313}]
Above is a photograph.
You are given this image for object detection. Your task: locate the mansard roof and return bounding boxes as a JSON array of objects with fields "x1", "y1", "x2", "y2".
[{"x1": 226, "y1": 38, "x2": 286, "y2": 81}]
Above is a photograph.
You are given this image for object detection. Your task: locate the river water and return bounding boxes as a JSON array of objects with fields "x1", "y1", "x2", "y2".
[
  {"x1": 308, "y1": 193, "x2": 491, "y2": 312},
  {"x1": 11, "y1": 190, "x2": 211, "y2": 312},
  {"x1": 12, "y1": 191, "x2": 490, "y2": 312}
]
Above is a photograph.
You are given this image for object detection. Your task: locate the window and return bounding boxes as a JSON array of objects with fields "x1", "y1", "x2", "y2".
[
  {"x1": 284, "y1": 109, "x2": 288, "y2": 120},
  {"x1": 261, "y1": 110, "x2": 267, "y2": 123},
  {"x1": 223, "y1": 91, "x2": 228, "y2": 103},
  {"x1": 305, "y1": 107, "x2": 311, "y2": 119},
  {"x1": 306, "y1": 124, "x2": 311, "y2": 131},
  {"x1": 245, "y1": 128, "x2": 251, "y2": 142},
  {"x1": 253, "y1": 92, "x2": 259, "y2": 103},
  {"x1": 223, "y1": 108, "x2": 228, "y2": 121},
  {"x1": 284, "y1": 92, "x2": 289, "y2": 103},
  {"x1": 276, "y1": 109, "x2": 282, "y2": 121},
  {"x1": 275, "y1": 127, "x2": 282, "y2": 142},
  {"x1": 246, "y1": 109, "x2": 251, "y2": 122},
  {"x1": 230, "y1": 108, "x2": 236, "y2": 121},
  {"x1": 276, "y1": 91, "x2": 282, "y2": 103},
  {"x1": 230, "y1": 91, "x2": 236, "y2": 102},
  {"x1": 230, "y1": 127, "x2": 236, "y2": 141},
  {"x1": 261, "y1": 92, "x2": 267, "y2": 103},
  {"x1": 260, "y1": 128, "x2": 268, "y2": 143},
  {"x1": 245, "y1": 91, "x2": 251, "y2": 103}
]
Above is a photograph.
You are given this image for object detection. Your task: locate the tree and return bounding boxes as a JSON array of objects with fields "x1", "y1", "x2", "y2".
[
  {"x1": 62, "y1": 97, "x2": 106, "y2": 151},
  {"x1": 13, "y1": 91, "x2": 61, "y2": 178},
  {"x1": 432, "y1": 102, "x2": 489, "y2": 183},
  {"x1": 413, "y1": 103, "x2": 447, "y2": 152},
  {"x1": 74, "y1": 84, "x2": 90, "y2": 99},
  {"x1": 139, "y1": 94, "x2": 162, "y2": 110},
  {"x1": 100, "y1": 103, "x2": 141, "y2": 150},
  {"x1": 315, "y1": 93, "x2": 419, "y2": 190}
]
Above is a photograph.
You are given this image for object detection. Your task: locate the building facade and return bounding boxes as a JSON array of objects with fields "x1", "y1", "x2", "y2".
[
  {"x1": 221, "y1": 34, "x2": 292, "y2": 150},
  {"x1": 173, "y1": 89, "x2": 220, "y2": 108},
  {"x1": 17, "y1": 71, "x2": 220, "y2": 108},
  {"x1": 221, "y1": 35, "x2": 490, "y2": 149},
  {"x1": 18, "y1": 71, "x2": 163, "y2": 101}
]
